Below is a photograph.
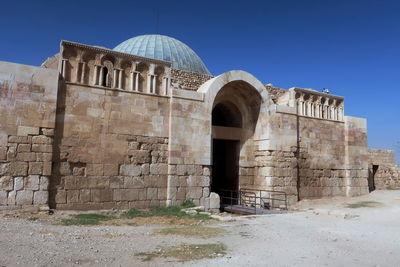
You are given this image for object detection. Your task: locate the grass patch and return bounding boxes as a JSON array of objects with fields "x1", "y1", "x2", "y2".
[
  {"x1": 346, "y1": 201, "x2": 382, "y2": 209},
  {"x1": 157, "y1": 225, "x2": 225, "y2": 238},
  {"x1": 61, "y1": 213, "x2": 115, "y2": 226},
  {"x1": 136, "y1": 243, "x2": 226, "y2": 262},
  {"x1": 123, "y1": 206, "x2": 213, "y2": 221},
  {"x1": 181, "y1": 200, "x2": 196, "y2": 208}
]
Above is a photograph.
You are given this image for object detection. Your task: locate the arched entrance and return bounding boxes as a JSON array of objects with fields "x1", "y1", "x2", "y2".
[{"x1": 209, "y1": 79, "x2": 263, "y2": 204}]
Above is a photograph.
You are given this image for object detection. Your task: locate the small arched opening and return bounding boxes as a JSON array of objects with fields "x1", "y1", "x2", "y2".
[{"x1": 102, "y1": 67, "x2": 109, "y2": 87}]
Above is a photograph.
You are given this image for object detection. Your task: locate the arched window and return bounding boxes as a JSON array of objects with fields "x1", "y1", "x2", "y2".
[{"x1": 102, "y1": 67, "x2": 108, "y2": 87}]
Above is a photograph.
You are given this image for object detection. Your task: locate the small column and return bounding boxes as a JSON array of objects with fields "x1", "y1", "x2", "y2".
[
  {"x1": 93, "y1": 65, "x2": 98, "y2": 85},
  {"x1": 80, "y1": 62, "x2": 86, "y2": 84},
  {"x1": 147, "y1": 64, "x2": 156, "y2": 93},
  {"x1": 152, "y1": 75, "x2": 157, "y2": 94},
  {"x1": 135, "y1": 72, "x2": 140, "y2": 91},
  {"x1": 113, "y1": 69, "x2": 118, "y2": 88},
  {"x1": 162, "y1": 76, "x2": 169, "y2": 95},
  {"x1": 99, "y1": 66, "x2": 104, "y2": 86},
  {"x1": 61, "y1": 59, "x2": 67, "y2": 78},
  {"x1": 118, "y1": 69, "x2": 123, "y2": 89}
]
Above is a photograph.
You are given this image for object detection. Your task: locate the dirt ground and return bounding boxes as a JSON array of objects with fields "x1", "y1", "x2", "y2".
[{"x1": 1, "y1": 190, "x2": 400, "y2": 266}]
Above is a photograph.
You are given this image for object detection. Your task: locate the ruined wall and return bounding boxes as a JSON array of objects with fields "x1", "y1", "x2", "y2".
[
  {"x1": 369, "y1": 149, "x2": 400, "y2": 189},
  {"x1": 0, "y1": 61, "x2": 59, "y2": 211},
  {"x1": 51, "y1": 83, "x2": 170, "y2": 210},
  {"x1": 171, "y1": 69, "x2": 213, "y2": 91}
]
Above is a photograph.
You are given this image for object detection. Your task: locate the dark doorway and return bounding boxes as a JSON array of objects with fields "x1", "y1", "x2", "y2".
[
  {"x1": 211, "y1": 139, "x2": 239, "y2": 203},
  {"x1": 368, "y1": 165, "x2": 378, "y2": 192}
]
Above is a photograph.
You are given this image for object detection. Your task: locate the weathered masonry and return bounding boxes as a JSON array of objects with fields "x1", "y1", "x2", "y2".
[{"x1": 0, "y1": 34, "x2": 398, "y2": 211}]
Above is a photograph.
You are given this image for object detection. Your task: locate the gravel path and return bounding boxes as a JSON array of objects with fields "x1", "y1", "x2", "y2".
[{"x1": 1, "y1": 190, "x2": 399, "y2": 266}]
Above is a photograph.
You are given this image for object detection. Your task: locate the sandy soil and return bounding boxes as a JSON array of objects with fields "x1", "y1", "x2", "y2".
[{"x1": 1, "y1": 190, "x2": 399, "y2": 266}]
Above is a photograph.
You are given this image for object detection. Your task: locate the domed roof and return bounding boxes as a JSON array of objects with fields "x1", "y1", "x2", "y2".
[{"x1": 113, "y1": 34, "x2": 210, "y2": 75}]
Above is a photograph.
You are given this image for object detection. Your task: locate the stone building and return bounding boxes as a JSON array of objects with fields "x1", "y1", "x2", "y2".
[{"x1": 0, "y1": 34, "x2": 398, "y2": 211}]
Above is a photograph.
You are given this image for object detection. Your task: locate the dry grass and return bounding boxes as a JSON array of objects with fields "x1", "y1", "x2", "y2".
[
  {"x1": 346, "y1": 201, "x2": 382, "y2": 209},
  {"x1": 136, "y1": 243, "x2": 227, "y2": 262},
  {"x1": 157, "y1": 225, "x2": 226, "y2": 238}
]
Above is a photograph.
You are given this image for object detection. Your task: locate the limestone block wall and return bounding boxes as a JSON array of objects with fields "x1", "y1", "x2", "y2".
[
  {"x1": 167, "y1": 90, "x2": 211, "y2": 207},
  {"x1": 51, "y1": 83, "x2": 170, "y2": 210},
  {"x1": 171, "y1": 69, "x2": 213, "y2": 91},
  {"x1": 0, "y1": 62, "x2": 59, "y2": 210},
  {"x1": 251, "y1": 112, "x2": 299, "y2": 204},
  {"x1": 369, "y1": 149, "x2": 400, "y2": 189},
  {"x1": 298, "y1": 117, "x2": 347, "y2": 199}
]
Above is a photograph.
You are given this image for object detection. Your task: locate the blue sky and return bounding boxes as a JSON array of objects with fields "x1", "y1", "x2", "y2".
[{"x1": 1, "y1": 0, "x2": 399, "y2": 163}]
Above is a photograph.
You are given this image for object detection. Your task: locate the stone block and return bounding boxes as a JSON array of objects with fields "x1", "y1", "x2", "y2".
[
  {"x1": 0, "y1": 176, "x2": 13, "y2": 191},
  {"x1": 0, "y1": 163, "x2": 10, "y2": 176},
  {"x1": 103, "y1": 164, "x2": 119, "y2": 176},
  {"x1": 202, "y1": 187, "x2": 210, "y2": 198},
  {"x1": 8, "y1": 136, "x2": 29, "y2": 144},
  {"x1": 0, "y1": 191, "x2": 7, "y2": 205},
  {"x1": 176, "y1": 187, "x2": 186, "y2": 200},
  {"x1": 120, "y1": 164, "x2": 141, "y2": 176},
  {"x1": 129, "y1": 150, "x2": 150, "y2": 164},
  {"x1": 79, "y1": 189, "x2": 91, "y2": 202},
  {"x1": 119, "y1": 189, "x2": 139, "y2": 201},
  {"x1": 7, "y1": 146, "x2": 17, "y2": 161},
  {"x1": 187, "y1": 187, "x2": 203, "y2": 199},
  {"x1": 168, "y1": 165, "x2": 176, "y2": 175},
  {"x1": 17, "y1": 126, "x2": 39, "y2": 136},
  {"x1": 109, "y1": 176, "x2": 124, "y2": 189},
  {"x1": 141, "y1": 164, "x2": 150, "y2": 175},
  {"x1": 43, "y1": 162, "x2": 52, "y2": 176},
  {"x1": 36, "y1": 152, "x2": 52, "y2": 162},
  {"x1": 158, "y1": 188, "x2": 167, "y2": 200},
  {"x1": 150, "y1": 163, "x2": 168, "y2": 175},
  {"x1": 32, "y1": 144, "x2": 52, "y2": 153},
  {"x1": 188, "y1": 175, "x2": 210, "y2": 187},
  {"x1": 16, "y1": 190, "x2": 33, "y2": 205},
  {"x1": 209, "y1": 192, "x2": 220, "y2": 211},
  {"x1": 55, "y1": 190, "x2": 66, "y2": 204},
  {"x1": 39, "y1": 176, "x2": 49, "y2": 190},
  {"x1": 14, "y1": 177, "x2": 24, "y2": 191},
  {"x1": 72, "y1": 167, "x2": 85, "y2": 176},
  {"x1": 10, "y1": 162, "x2": 28, "y2": 176},
  {"x1": 28, "y1": 162, "x2": 43, "y2": 175},
  {"x1": 177, "y1": 165, "x2": 187, "y2": 175},
  {"x1": 16, "y1": 152, "x2": 37, "y2": 162},
  {"x1": 0, "y1": 147, "x2": 6, "y2": 160},
  {"x1": 203, "y1": 167, "x2": 211, "y2": 176},
  {"x1": 67, "y1": 190, "x2": 79, "y2": 203},
  {"x1": 17, "y1": 144, "x2": 31, "y2": 152},
  {"x1": 86, "y1": 164, "x2": 103, "y2": 176},
  {"x1": 124, "y1": 176, "x2": 145, "y2": 189},
  {"x1": 7, "y1": 190, "x2": 16, "y2": 205},
  {"x1": 147, "y1": 188, "x2": 158, "y2": 200},
  {"x1": 91, "y1": 189, "x2": 113, "y2": 202},
  {"x1": 41, "y1": 128, "x2": 54, "y2": 136},
  {"x1": 32, "y1": 136, "x2": 53, "y2": 144},
  {"x1": 33, "y1": 191, "x2": 48, "y2": 205},
  {"x1": 24, "y1": 175, "x2": 40, "y2": 190}
]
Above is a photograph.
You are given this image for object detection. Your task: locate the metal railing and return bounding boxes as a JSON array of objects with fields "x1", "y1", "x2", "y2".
[{"x1": 219, "y1": 188, "x2": 288, "y2": 214}]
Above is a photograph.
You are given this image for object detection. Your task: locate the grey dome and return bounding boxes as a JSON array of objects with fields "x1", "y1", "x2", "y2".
[{"x1": 113, "y1": 34, "x2": 210, "y2": 75}]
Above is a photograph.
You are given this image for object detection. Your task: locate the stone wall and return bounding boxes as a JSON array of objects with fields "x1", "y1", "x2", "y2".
[
  {"x1": 171, "y1": 69, "x2": 213, "y2": 91},
  {"x1": 51, "y1": 83, "x2": 170, "y2": 210},
  {"x1": 0, "y1": 61, "x2": 59, "y2": 211},
  {"x1": 298, "y1": 117, "x2": 348, "y2": 198},
  {"x1": 369, "y1": 149, "x2": 400, "y2": 189}
]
